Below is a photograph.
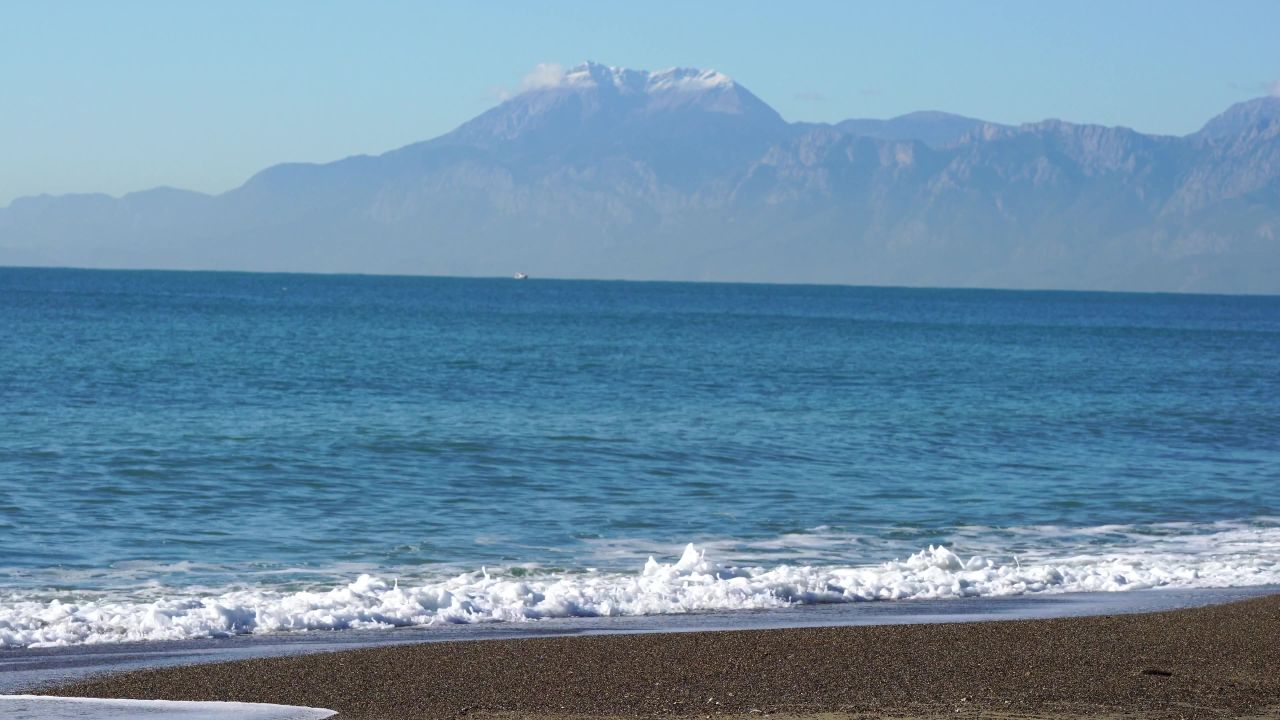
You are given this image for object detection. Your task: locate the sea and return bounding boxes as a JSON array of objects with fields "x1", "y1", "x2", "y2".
[{"x1": 2, "y1": 267, "x2": 1278, "y2": 660}]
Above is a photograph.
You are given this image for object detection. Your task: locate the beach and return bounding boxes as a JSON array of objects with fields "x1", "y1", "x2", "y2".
[{"x1": 34, "y1": 593, "x2": 1280, "y2": 719}]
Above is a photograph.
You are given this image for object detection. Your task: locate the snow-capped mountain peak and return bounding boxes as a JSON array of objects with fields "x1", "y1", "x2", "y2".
[
  {"x1": 646, "y1": 66, "x2": 736, "y2": 92},
  {"x1": 440, "y1": 62, "x2": 783, "y2": 149},
  {"x1": 551, "y1": 62, "x2": 736, "y2": 95}
]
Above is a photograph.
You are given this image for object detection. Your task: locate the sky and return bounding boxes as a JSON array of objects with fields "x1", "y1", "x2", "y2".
[{"x1": 3, "y1": 0, "x2": 1279, "y2": 206}]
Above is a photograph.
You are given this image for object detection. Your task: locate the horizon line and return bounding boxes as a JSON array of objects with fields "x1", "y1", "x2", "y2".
[{"x1": 3, "y1": 263, "x2": 1276, "y2": 300}]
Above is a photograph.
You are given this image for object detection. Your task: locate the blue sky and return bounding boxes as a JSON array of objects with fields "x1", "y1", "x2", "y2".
[{"x1": 3, "y1": 0, "x2": 1278, "y2": 206}]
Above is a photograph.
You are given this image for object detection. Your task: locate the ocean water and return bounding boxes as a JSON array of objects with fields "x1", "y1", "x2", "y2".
[{"x1": 1, "y1": 267, "x2": 1278, "y2": 648}]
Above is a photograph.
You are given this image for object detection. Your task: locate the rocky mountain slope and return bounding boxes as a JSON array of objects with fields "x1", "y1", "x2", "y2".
[{"x1": 3, "y1": 63, "x2": 1278, "y2": 293}]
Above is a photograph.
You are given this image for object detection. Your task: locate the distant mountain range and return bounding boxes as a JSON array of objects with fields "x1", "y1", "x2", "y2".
[{"x1": 3, "y1": 62, "x2": 1279, "y2": 293}]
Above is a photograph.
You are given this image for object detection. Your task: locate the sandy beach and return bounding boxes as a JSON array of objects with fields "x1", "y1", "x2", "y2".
[{"x1": 33, "y1": 593, "x2": 1280, "y2": 719}]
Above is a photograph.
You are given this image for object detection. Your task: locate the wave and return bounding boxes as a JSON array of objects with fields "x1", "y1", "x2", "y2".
[
  {"x1": 0, "y1": 696, "x2": 334, "y2": 719},
  {"x1": 2, "y1": 523, "x2": 1278, "y2": 649}
]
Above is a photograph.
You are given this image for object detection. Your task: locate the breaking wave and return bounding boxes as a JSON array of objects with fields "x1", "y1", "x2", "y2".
[{"x1": 3, "y1": 522, "x2": 1278, "y2": 649}]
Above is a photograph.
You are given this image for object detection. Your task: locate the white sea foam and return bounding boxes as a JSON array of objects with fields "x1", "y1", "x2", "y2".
[
  {"x1": 1, "y1": 523, "x2": 1277, "y2": 649},
  {"x1": 0, "y1": 695, "x2": 334, "y2": 719}
]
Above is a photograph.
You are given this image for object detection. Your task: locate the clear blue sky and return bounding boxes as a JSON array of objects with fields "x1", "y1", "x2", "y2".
[{"x1": 4, "y1": 0, "x2": 1278, "y2": 206}]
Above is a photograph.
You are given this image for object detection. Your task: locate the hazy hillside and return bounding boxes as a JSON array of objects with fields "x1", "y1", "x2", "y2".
[{"x1": 2, "y1": 63, "x2": 1278, "y2": 293}]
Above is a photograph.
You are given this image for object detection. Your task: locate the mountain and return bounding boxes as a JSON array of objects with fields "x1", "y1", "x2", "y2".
[
  {"x1": 833, "y1": 111, "x2": 996, "y2": 148},
  {"x1": 3, "y1": 62, "x2": 1279, "y2": 293},
  {"x1": 1192, "y1": 96, "x2": 1280, "y2": 141}
]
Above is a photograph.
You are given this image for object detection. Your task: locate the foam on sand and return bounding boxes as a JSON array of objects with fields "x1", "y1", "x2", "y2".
[
  {"x1": 0, "y1": 695, "x2": 334, "y2": 719},
  {"x1": 2, "y1": 522, "x2": 1277, "y2": 649}
]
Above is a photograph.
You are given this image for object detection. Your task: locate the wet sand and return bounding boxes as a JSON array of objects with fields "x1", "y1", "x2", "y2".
[{"x1": 40, "y1": 594, "x2": 1280, "y2": 719}]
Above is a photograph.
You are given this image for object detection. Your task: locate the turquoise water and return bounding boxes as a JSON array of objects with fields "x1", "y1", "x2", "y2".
[{"x1": 1, "y1": 268, "x2": 1278, "y2": 646}]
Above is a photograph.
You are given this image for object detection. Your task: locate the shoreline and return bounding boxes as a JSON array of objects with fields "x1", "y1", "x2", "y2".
[
  {"x1": 32, "y1": 592, "x2": 1280, "y2": 719},
  {"x1": 5, "y1": 585, "x2": 1276, "y2": 694}
]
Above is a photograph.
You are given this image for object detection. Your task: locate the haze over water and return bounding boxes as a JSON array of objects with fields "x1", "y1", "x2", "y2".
[{"x1": 2, "y1": 267, "x2": 1278, "y2": 648}]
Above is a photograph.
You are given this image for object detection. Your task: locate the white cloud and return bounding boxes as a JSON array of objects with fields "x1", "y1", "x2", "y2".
[
  {"x1": 487, "y1": 63, "x2": 569, "y2": 102},
  {"x1": 518, "y1": 62, "x2": 567, "y2": 93},
  {"x1": 1269, "y1": 79, "x2": 1280, "y2": 97}
]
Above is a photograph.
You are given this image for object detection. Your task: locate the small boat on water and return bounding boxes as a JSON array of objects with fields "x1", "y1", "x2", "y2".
[{"x1": 513, "y1": 272, "x2": 529, "y2": 280}]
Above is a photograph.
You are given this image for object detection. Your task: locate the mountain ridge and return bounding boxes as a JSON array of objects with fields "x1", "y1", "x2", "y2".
[{"x1": 2, "y1": 63, "x2": 1278, "y2": 293}]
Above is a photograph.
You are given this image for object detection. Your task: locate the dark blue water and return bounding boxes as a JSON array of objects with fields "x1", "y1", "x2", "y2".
[{"x1": 1, "y1": 267, "x2": 1278, "y2": 599}]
